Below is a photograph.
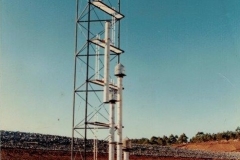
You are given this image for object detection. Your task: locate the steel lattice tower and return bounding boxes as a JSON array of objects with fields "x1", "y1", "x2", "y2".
[{"x1": 71, "y1": 0, "x2": 125, "y2": 160}]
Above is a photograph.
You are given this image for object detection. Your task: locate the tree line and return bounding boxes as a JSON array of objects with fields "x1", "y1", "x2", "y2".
[
  {"x1": 131, "y1": 133, "x2": 188, "y2": 146},
  {"x1": 131, "y1": 126, "x2": 240, "y2": 146},
  {"x1": 190, "y1": 126, "x2": 240, "y2": 143}
]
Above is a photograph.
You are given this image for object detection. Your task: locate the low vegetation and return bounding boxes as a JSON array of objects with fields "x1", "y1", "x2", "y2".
[{"x1": 131, "y1": 126, "x2": 240, "y2": 146}]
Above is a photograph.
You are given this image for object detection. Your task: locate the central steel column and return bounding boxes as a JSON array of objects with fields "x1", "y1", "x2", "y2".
[
  {"x1": 117, "y1": 76, "x2": 123, "y2": 160},
  {"x1": 109, "y1": 100, "x2": 115, "y2": 160}
]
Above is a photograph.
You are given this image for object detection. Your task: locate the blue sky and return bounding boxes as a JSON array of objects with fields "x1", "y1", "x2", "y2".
[{"x1": 1, "y1": 0, "x2": 240, "y2": 139}]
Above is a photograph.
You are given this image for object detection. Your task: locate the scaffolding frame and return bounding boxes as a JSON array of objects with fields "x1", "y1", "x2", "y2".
[{"x1": 71, "y1": 1, "x2": 124, "y2": 160}]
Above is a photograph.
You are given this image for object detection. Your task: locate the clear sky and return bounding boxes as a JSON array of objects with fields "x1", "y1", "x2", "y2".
[{"x1": 1, "y1": 0, "x2": 240, "y2": 139}]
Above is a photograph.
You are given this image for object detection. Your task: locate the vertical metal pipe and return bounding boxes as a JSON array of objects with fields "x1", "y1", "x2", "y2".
[
  {"x1": 103, "y1": 22, "x2": 111, "y2": 103},
  {"x1": 93, "y1": 138, "x2": 98, "y2": 160},
  {"x1": 109, "y1": 102, "x2": 115, "y2": 160},
  {"x1": 84, "y1": 1, "x2": 91, "y2": 160},
  {"x1": 117, "y1": 77, "x2": 123, "y2": 160},
  {"x1": 117, "y1": 1, "x2": 123, "y2": 158},
  {"x1": 123, "y1": 151, "x2": 129, "y2": 160},
  {"x1": 71, "y1": 54, "x2": 77, "y2": 160},
  {"x1": 71, "y1": 0, "x2": 79, "y2": 159},
  {"x1": 117, "y1": 0, "x2": 121, "y2": 63}
]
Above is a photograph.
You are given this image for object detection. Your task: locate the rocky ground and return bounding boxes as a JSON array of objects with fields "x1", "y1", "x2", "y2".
[
  {"x1": 1, "y1": 139, "x2": 240, "y2": 159},
  {"x1": 0, "y1": 148, "x2": 223, "y2": 160}
]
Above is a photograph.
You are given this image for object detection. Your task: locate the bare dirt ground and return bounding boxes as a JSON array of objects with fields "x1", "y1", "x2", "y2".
[{"x1": 174, "y1": 139, "x2": 240, "y2": 152}]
